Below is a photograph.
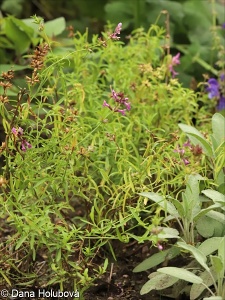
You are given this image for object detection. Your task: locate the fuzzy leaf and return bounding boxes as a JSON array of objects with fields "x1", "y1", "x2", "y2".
[
  {"x1": 139, "y1": 192, "x2": 179, "y2": 217},
  {"x1": 190, "y1": 267, "x2": 216, "y2": 300},
  {"x1": 201, "y1": 189, "x2": 225, "y2": 205},
  {"x1": 196, "y1": 216, "x2": 215, "y2": 238},
  {"x1": 198, "y1": 237, "x2": 222, "y2": 256},
  {"x1": 140, "y1": 272, "x2": 179, "y2": 295},
  {"x1": 177, "y1": 242, "x2": 209, "y2": 271},
  {"x1": 178, "y1": 124, "x2": 213, "y2": 156},
  {"x1": 211, "y1": 113, "x2": 225, "y2": 147},
  {"x1": 193, "y1": 203, "x2": 222, "y2": 222},
  {"x1": 158, "y1": 227, "x2": 180, "y2": 239},
  {"x1": 203, "y1": 297, "x2": 223, "y2": 300},
  {"x1": 218, "y1": 237, "x2": 225, "y2": 273},
  {"x1": 206, "y1": 211, "x2": 225, "y2": 224},
  {"x1": 210, "y1": 255, "x2": 223, "y2": 275},
  {"x1": 157, "y1": 267, "x2": 203, "y2": 284},
  {"x1": 133, "y1": 246, "x2": 180, "y2": 272}
]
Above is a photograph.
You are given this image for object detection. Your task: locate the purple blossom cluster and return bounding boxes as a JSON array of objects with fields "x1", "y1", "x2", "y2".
[
  {"x1": 103, "y1": 88, "x2": 131, "y2": 116},
  {"x1": 206, "y1": 74, "x2": 225, "y2": 110},
  {"x1": 11, "y1": 127, "x2": 32, "y2": 152},
  {"x1": 174, "y1": 140, "x2": 203, "y2": 165}
]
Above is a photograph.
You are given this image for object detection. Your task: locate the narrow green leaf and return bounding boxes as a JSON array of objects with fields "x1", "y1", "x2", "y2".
[
  {"x1": 15, "y1": 235, "x2": 28, "y2": 250},
  {"x1": 0, "y1": 269, "x2": 12, "y2": 286}
]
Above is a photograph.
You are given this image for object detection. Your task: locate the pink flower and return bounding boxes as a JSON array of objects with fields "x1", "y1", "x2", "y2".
[
  {"x1": 11, "y1": 127, "x2": 17, "y2": 135},
  {"x1": 109, "y1": 23, "x2": 122, "y2": 40},
  {"x1": 116, "y1": 109, "x2": 126, "y2": 115},
  {"x1": 182, "y1": 158, "x2": 190, "y2": 165},
  {"x1": 183, "y1": 140, "x2": 191, "y2": 147},
  {"x1": 157, "y1": 243, "x2": 163, "y2": 251},
  {"x1": 124, "y1": 102, "x2": 131, "y2": 110},
  {"x1": 21, "y1": 139, "x2": 32, "y2": 152},
  {"x1": 115, "y1": 22, "x2": 122, "y2": 35},
  {"x1": 169, "y1": 53, "x2": 180, "y2": 77},
  {"x1": 12, "y1": 127, "x2": 24, "y2": 136},
  {"x1": 172, "y1": 53, "x2": 180, "y2": 65},
  {"x1": 11, "y1": 127, "x2": 32, "y2": 151},
  {"x1": 103, "y1": 100, "x2": 110, "y2": 108},
  {"x1": 174, "y1": 147, "x2": 185, "y2": 155},
  {"x1": 103, "y1": 87, "x2": 130, "y2": 116}
]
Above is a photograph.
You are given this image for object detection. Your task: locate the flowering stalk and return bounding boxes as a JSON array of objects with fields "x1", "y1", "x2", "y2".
[
  {"x1": 103, "y1": 88, "x2": 131, "y2": 116},
  {"x1": 109, "y1": 22, "x2": 122, "y2": 40},
  {"x1": 169, "y1": 53, "x2": 180, "y2": 77},
  {"x1": 11, "y1": 127, "x2": 32, "y2": 152}
]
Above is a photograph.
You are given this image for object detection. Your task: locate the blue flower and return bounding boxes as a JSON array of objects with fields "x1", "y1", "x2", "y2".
[
  {"x1": 206, "y1": 78, "x2": 220, "y2": 98},
  {"x1": 217, "y1": 96, "x2": 225, "y2": 111}
]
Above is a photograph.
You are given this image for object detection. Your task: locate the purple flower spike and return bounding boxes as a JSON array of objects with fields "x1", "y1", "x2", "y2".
[{"x1": 217, "y1": 96, "x2": 225, "y2": 111}]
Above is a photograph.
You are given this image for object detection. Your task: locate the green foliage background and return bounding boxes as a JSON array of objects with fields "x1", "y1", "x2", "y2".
[{"x1": 1, "y1": 0, "x2": 225, "y2": 86}]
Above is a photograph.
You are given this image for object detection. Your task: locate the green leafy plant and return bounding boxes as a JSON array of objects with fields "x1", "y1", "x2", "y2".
[
  {"x1": 138, "y1": 237, "x2": 225, "y2": 300},
  {"x1": 0, "y1": 16, "x2": 206, "y2": 297},
  {"x1": 134, "y1": 175, "x2": 225, "y2": 298},
  {"x1": 0, "y1": 12, "x2": 223, "y2": 299},
  {"x1": 134, "y1": 113, "x2": 225, "y2": 299}
]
